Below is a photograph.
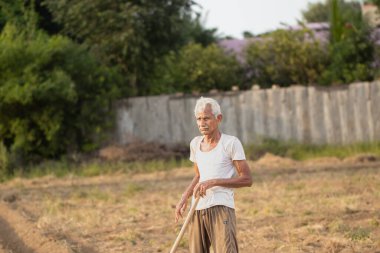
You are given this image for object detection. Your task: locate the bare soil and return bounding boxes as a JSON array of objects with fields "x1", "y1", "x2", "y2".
[{"x1": 0, "y1": 154, "x2": 380, "y2": 252}]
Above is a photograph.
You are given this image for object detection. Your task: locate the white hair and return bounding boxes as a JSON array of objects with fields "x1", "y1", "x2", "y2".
[{"x1": 194, "y1": 97, "x2": 222, "y2": 117}]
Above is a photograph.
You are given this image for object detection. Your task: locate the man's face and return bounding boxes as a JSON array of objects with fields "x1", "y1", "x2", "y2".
[{"x1": 195, "y1": 104, "x2": 222, "y2": 135}]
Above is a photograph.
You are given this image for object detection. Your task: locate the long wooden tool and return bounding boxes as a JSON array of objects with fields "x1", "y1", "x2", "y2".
[{"x1": 170, "y1": 195, "x2": 200, "y2": 253}]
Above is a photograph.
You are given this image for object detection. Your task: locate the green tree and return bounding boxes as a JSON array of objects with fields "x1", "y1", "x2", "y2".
[
  {"x1": 2, "y1": 0, "x2": 221, "y2": 95},
  {"x1": 320, "y1": 0, "x2": 375, "y2": 85},
  {"x1": 302, "y1": 0, "x2": 362, "y2": 24},
  {"x1": 147, "y1": 43, "x2": 242, "y2": 94},
  {"x1": 0, "y1": 0, "x2": 61, "y2": 34},
  {"x1": 330, "y1": 0, "x2": 344, "y2": 43},
  {"x1": 0, "y1": 0, "x2": 39, "y2": 33},
  {"x1": 243, "y1": 31, "x2": 254, "y2": 38},
  {"x1": 0, "y1": 141, "x2": 10, "y2": 180},
  {"x1": 302, "y1": 1, "x2": 330, "y2": 23},
  {"x1": 180, "y1": 12, "x2": 219, "y2": 47},
  {"x1": 0, "y1": 24, "x2": 122, "y2": 163},
  {"x1": 42, "y1": 0, "x2": 219, "y2": 95},
  {"x1": 244, "y1": 28, "x2": 328, "y2": 87},
  {"x1": 366, "y1": 0, "x2": 380, "y2": 8}
]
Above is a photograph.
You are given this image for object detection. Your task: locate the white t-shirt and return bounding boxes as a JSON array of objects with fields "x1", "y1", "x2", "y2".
[{"x1": 189, "y1": 133, "x2": 246, "y2": 210}]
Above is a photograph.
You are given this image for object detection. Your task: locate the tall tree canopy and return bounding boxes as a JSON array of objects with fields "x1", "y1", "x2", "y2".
[
  {"x1": 244, "y1": 28, "x2": 328, "y2": 87},
  {"x1": 321, "y1": 0, "x2": 375, "y2": 85},
  {"x1": 1, "y1": 0, "x2": 219, "y2": 95},
  {"x1": 367, "y1": 0, "x2": 380, "y2": 8},
  {"x1": 0, "y1": 0, "x2": 222, "y2": 164},
  {"x1": 0, "y1": 24, "x2": 122, "y2": 162},
  {"x1": 302, "y1": 0, "x2": 362, "y2": 24},
  {"x1": 42, "y1": 0, "x2": 219, "y2": 95},
  {"x1": 302, "y1": 1, "x2": 330, "y2": 23},
  {"x1": 147, "y1": 43, "x2": 242, "y2": 94}
]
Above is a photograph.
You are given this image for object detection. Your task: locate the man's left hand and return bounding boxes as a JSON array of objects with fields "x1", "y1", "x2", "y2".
[{"x1": 194, "y1": 179, "x2": 215, "y2": 197}]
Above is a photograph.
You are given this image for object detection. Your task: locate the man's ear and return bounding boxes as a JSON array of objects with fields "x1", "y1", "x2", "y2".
[{"x1": 217, "y1": 114, "x2": 223, "y2": 122}]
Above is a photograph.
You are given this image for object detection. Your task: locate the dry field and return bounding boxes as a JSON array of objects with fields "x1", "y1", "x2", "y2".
[{"x1": 0, "y1": 154, "x2": 380, "y2": 253}]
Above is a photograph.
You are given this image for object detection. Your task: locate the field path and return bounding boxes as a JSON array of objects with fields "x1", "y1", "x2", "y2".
[
  {"x1": 0, "y1": 202, "x2": 70, "y2": 253},
  {"x1": 0, "y1": 155, "x2": 379, "y2": 252}
]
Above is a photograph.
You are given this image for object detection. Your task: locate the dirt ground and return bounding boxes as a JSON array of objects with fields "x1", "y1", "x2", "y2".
[{"x1": 0, "y1": 154, "x2": 380, "y2": 253}]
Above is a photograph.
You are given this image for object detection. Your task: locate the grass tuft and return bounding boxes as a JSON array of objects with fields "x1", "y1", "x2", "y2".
[
  {"x1": 2, "y1": 139, "x2": 380, "y2": 182},
  {"x1": 346, "y1": 227, "x2": 371, "y2": 241},
  {"x1": 124, "y1": 183, "x2": 145, "y2": 197},
  {"x1": 5, "y1": 158, "x2": 192, "y2": 181},
  {"x1": 245, "y1": 139, "x2": 380, "y2": 161}
]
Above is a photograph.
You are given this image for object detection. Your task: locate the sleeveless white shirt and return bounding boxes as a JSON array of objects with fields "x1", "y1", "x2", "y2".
[{"x1": 189, "y1": 133, "x2": 246, "y2": 210}]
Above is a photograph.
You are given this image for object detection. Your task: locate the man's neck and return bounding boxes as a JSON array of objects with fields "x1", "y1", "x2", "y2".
[{"x1": 203, "y1": 131, "x2": 221, "y2": 144}]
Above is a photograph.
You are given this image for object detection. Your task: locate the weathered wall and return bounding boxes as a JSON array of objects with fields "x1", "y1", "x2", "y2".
[{"x1": 115, "y1": 81, "x2": 380, "y2": 145}]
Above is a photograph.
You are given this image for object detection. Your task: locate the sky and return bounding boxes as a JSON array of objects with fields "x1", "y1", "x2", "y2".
[{"x1": 194, "y1": 0, "x2": 324, "y2": 39}]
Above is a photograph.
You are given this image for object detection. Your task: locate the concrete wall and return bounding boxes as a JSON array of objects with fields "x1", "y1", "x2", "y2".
[{"x1": 115, "y1": 81, "x2": 380, "y2": 145}]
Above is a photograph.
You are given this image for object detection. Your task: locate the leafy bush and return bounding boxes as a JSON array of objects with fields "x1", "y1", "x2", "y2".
[
  {"x1": 302, "y1": 1, "x2": 330, "y2": 23},
  {"x1": 319, "y1": 0, "x2": 375, "y2": 85},
  {"x1": 301, "y1": 0, "x2": 375, "y2": 85},
  {"x1": 147, "y1": 43, "x2": 243, "y2": 94},
  {"x1": 0, "y1": 24, "x2": 122, "y2": 163},
  {"x1": 319, "y1": 34, "x2": 375, "y2": 85},
  {"x1": 43, "y1": 0, "x2": 212, "y2": 95},
  {"x1": 0, "y1": 141, "x2": 10, "y2": 180},
  {"x1": 245, "y1": 138, "x2": 380, "y2": 161},
  {"x1": 244, "y1": 28, "x2": 329, "y2": 88},
  {"x1": 373, "y1": 45, "x2": 380, "y2": 78}
]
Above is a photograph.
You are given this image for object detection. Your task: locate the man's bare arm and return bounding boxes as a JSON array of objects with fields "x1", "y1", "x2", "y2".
[
  {"x1": 194, "y1": 160, "x2": 252, "y2": 197},
  {"x1": 182, "y1": 174, "x2": 200, "y2": 199},
  {"x1": 174, "y1": 163, "x2": 200, "y2": 222}
]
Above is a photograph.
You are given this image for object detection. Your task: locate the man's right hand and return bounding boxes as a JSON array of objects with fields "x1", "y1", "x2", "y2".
[{"x1": 174, "y1": 197, "x2": 188, "y2": 223}]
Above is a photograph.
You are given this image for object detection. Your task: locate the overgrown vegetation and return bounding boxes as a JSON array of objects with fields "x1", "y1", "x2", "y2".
[
  {"x1": 1, "y1": 139, "x2": 380, "y2": 182},
  {"x1": 1, "y1": 0, "x2": 380, "y2": 171},
  {"x1": 8, "y1": 158, "x2": 192, "y2": 180},
  {"x1": 42, "y1": 0, "x2": 219, "y2": 95},
  {"x1": 2, "y1": 149, "x2": 379, "y2": 252},
  {"x1": 244, "y1": 28, "x2": 328, "y2": 87},
  {"x1": 0, "y1": 141, "x2": 10, "y2": 181},
  {"x1": 320, "y1": 0, "x2": 375, "y2": 85},
  {"x1": 245, "y1": 139, "x2": 380, "y2": 161},
  {"x1": 246, "y1": 0, "x2": 377, "y2": 88},
  {"x1": 148, "y1": 43, "x2": 242, "y2": 94},
  {"x1": 0, "y1": 24, "x2": 122, "y2": 164}
]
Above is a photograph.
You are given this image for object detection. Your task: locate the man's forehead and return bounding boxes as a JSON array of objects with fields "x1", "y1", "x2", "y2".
[
  {"x1": 201, "y1": 104, "x2": 212, "y2": 111},
  {"x1": 196, "y1": 110, "x2": 215, "y2": 118}
]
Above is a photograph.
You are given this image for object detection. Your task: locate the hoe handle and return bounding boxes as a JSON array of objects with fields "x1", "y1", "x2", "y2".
[{"x1": 170, "y1": 195, "x2": 200, "y2": 253}]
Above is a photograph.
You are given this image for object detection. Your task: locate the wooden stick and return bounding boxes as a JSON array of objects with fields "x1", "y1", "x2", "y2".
[{"x1": 170, "y1": 195, "x2": 200, "y2": 253}]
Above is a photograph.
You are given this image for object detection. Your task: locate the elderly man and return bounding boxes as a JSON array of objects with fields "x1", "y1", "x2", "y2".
[{"x1": 175, "y1": 97, "x2": 252, "y2": 253}]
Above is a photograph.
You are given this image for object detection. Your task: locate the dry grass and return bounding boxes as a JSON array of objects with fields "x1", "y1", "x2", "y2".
[
  {"x1": 1, "y1": 156, "x2": 380, "y2": 252},
  {"x1": 237, "y1": 164, "x2": 380, "y2": 253}
]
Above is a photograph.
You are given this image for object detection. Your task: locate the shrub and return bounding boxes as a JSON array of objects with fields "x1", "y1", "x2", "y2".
[
  {"x1": 0, "y1": 141, "x2": 10, "y2": 180},
  {"x1": 244, "y1": 28, "x2": 329, "y2": 88},
  {"x1": 319, "y1": 35, "x2": 375, "y2": 85},
  {"x1": 0, "y1": 24, "x2": 122, "y2": 163},
  {"x1": 320, "y1": 0, "x2": 375, "y2": 85},
  {"x1": 147, "y1": 43, "x2": 243, "y2": 94}
]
